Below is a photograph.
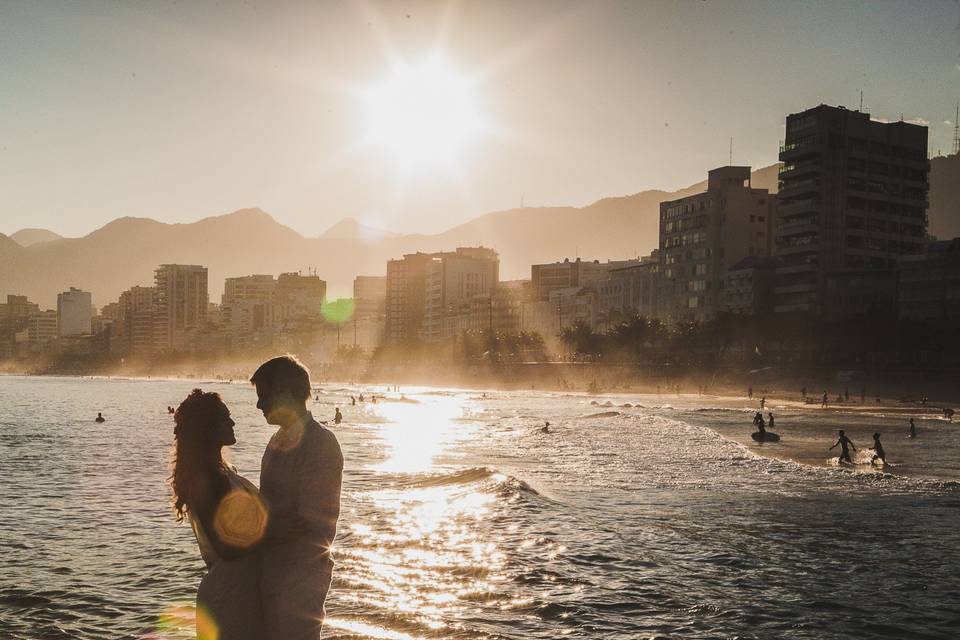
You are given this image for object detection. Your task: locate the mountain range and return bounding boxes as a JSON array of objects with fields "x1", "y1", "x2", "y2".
[{"x1": 2, "y1": 157, "x2": 957, "y2": 309}]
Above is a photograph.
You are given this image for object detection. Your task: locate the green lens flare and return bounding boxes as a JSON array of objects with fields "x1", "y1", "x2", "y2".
[{"x1": 321, "y1": 298, "x2": 356, "y2": 324}]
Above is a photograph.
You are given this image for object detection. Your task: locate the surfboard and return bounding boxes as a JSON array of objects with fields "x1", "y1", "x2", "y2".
[{"x1": 751, "y1": 431, "x2": 780, "y2": 442}]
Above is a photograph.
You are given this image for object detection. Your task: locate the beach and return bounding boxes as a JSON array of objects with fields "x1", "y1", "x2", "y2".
[{"x1": 2, "y1": 375, "x2": 959, "y2": 639}]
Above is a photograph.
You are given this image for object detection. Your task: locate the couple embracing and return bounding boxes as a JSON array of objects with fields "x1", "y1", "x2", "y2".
[{"x1": 169, "y1": 355, "x2": 344, "y2": 639}]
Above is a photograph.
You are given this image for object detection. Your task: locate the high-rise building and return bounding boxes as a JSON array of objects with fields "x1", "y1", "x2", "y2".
[
  {"x1": 274, "y1": 272, "x2": 326, "y2": 329},
  {"x1": 776, "y1": 104, "x2": 928, "y2": 313},
  {"x1": 658, "y1": 166, "x2": 775, "y2": 321},
  {"x1": 221, "y1": 275, "x2": 279, "y2": 350},
  {"x1": 56, "y1": 287, "x2": 92, "y2": 337},
  {"x1": 154, "y1": 264, "x2": 208, "y2": 352},
  {"x1": 353, "y1": 275, "x2": 387, "y2": 317},
  {"x1": 27, "y1": 309, "x2": 58, "y2": 344},
  {"x1": 119, "y1": 285, "x2": 160, "y2": 355},
  {"x1": 386, "y1": 247, "x2": 499, "y2": 343},
  {"x1": 531, "y1": 257, "x2": 641, "y2": 301}
]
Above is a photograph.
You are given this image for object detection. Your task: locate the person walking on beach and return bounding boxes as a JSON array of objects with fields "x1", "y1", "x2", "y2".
[
  {"x1": 821, "y1": 391, "x2": 828, "y2": 408},
  {"x1": 252, "y1": 355, "x2": 344, "y2": 639},
  {"x1": 908, "y1": 418, "x2": 917, "y2": 439},
  {"x1": 830, "y1": 430, "x2": 856, "y2": 464},
  {"x1": 870, "y1": 433, "x2": 886, "y2": 465}
]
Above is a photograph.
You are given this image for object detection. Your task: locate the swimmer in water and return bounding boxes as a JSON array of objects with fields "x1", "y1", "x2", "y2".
[
  {"x1": 540, "y1": 421, "x2": 550, "y2": 434},
  {"x1": 870, "y1": 433, "x2": 886, "y2": 465},
  {"x1": 767, "y1": 412, "x2": 775, "y2": 430},
  {"x1": 334, "y1": 407, "x2": 342, "y2": 425},
  {"x1": 95, "y1": 412, "x2": 105, "y2": 423},
  {"x1": 830, "y1": 430, "x2": 856, "y2": 464}
]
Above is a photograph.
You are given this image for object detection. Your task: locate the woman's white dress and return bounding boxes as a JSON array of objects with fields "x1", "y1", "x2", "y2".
[{"x1": 190, "y1": 469, "x2": 265, "y2": 640}]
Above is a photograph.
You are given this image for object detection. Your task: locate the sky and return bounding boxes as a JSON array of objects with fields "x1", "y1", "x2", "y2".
[{"x1": 1, "y1": 0, "x2": 959, "y2": 239}]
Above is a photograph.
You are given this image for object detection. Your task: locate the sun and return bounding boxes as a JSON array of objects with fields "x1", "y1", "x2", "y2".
[{"x1": 361, "y1": 55, "x2": 486, "y2": 173}]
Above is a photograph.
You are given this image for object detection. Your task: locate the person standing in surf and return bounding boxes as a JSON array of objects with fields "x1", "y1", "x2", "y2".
[
  {"x1": 870, "y1": 433, "x2": 886, "y2": 465},
  {"x1": 830, "y1": 430, "x2": 856, "y2": 464},
  {"x1": 252, "y1": 355, "x2": 344, "y2": 639},
  {"x1": 908, "y1": 418, "x2": 917, "y2": 439}
]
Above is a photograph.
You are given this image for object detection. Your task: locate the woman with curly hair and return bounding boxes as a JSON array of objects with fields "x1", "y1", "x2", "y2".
[{"x1": 171, "y1": 389, "x2": 266, "y2": 640}]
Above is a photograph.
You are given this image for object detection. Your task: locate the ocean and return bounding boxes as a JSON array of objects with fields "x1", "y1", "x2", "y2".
[{"x1": 1, "y1": 375, "x2": 958, "y2": 639}]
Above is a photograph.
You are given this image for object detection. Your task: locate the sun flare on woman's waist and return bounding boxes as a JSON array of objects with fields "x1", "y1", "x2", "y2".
[{"x1": 360, "y1": 54, "x2": 487, "y2": 175}]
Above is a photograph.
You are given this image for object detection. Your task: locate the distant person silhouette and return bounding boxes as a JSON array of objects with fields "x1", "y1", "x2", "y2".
[
  {"x1": 359, "y1": 393, "x2": 365, "y2": 402},
  {"x1": 748, "y1": 386, "x2": 753, "y2": 399},
  {"x1": 540, "y1": 421, "x2": 550, "y2": 434},
  {"x1": 95, "y1": 412, "x2": 105, "y2": 423},
  {"x1": 350, "y1": 396, "x2": 356, "y2": 406},
  {"x1": 768, "y1": 412, "x2": 775, "y2": 430},
  {"x1": 801, "y1": 386, "x2": 807, "y2": 400},
  {"x1": 909, "y1": 418, "x2": 917, "y2": 439},
  {"x1": 821, "y1": 391, "x2": 828, "y2": 408},
  {"x1": 830, "y1": 430, "x2": 856, "y2": 464},
  {"x1": 870, "y1": 433, "x2": 886, "y2": 465},
  {"x1": 334, "y1": 407, "x2": 342, "y2": 425},
  {"x1": 760, "y1": 397, "x2": 766, "y2": 410}
]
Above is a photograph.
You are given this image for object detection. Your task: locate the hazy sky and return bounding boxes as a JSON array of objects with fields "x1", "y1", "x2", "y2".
[{"x1": 2, "y1": 0, "x2": 958, "y2": 238}]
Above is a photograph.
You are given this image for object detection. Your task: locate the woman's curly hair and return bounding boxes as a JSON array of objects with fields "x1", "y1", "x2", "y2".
[{"x1": 170, "y1": 389, "x2": 230, "y2": 522}]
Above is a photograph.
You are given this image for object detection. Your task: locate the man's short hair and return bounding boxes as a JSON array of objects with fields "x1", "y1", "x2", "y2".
[{"x1": 250, "y1": 355, "x2": 312, "y2": 402}]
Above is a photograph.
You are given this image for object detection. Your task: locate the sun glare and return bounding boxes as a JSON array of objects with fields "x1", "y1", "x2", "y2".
[{"x1": 362, "y1": 56, "x2": 485, "y2": 172}]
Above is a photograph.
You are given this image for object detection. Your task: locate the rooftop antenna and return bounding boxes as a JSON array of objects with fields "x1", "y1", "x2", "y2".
[
  {"x1": 859, "y1": 90, "x2": 863, "y2": 112},
  {"x1": 953, "y1": 103, "x2": 960, "y2": 156},
  {"x1": 729, "y1": 137, "x2": 733, "y2": 165},
  {"x1": 520, "y1": 193, "x2": 525, "y2": 208}
]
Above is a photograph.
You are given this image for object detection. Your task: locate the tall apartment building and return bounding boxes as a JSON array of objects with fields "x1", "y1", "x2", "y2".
[
  {"x1": 221, "y1": 275, "x2": 278, "y2": 350},
  {"x1": 274, "y1": 272, "x2": 326, "y2": 329},
  {"x1": 353, "y1": 275, "x2": 387, "y2": 316},
  {"x1": 57, "y1": 287, "x2": 92, "y2": 337},
  {"x1": 600, "y1": 251, "x2": 661, "y2": 322},
  {"x1": 658, "y1": 166, "x2": 775, "y2": 321},
  {"x1": 154, "y1": 264, "x2": 208, "y2": 352},
  {"x1": 385, "y1": 247, "x2": 499, "y2": 343},
  {"x1": 776, "y1": 104, "x2": 928, "y2": 313},
  {"x1": 118, "y1": 285, "x2": 160, "y2": 355},
  {"x1": 28, "y1": 309, "x2": 58, "y2": 344},
  {"x1": 531, "y1": 257, "x2": 641, "y2": 301}
]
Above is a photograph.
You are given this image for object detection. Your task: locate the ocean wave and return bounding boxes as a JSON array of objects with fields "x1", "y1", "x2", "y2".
[{"x1": 579, "y1": 411, "x2": 621, "y2": 419}]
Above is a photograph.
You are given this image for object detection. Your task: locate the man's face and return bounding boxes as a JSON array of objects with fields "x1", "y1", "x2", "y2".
[{"x1": 255, "y1": 382, "x2": 280, "y2": 425}]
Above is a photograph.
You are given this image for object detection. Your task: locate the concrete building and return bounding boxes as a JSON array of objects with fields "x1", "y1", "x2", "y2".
[
  {"x1": 28, "y1": 309, "x2": 58, "y2": 344},
  {"x1": 386, "y1": 247, "x2": 499, "y2": 343},
  {"x1": 275, "y1": 272, "x2": 326, "y2": 329},
  {"x1": 119, "y1": 285, "x2": 160, "y2": 355},
  {"x1": 600, "y1": 251, "x2": 661, "y2": 323},
  {"x1": 221, "y1": 275, "x2": 278, "y2": 350},
  {"x1": 659, "y1": 166, "x2": 775, "y2": 322},
  {"x1": 776, "y1": 104, "x2": 928, "y2": 313},
  {"x1": 722, "y1": 256, "x2": 776, "y2": 316},
  {"x1": 899, "y1": 238, "x2": 960, "y2": 322},
  {"x1": 154, "y1": 264, "x2": 208, "y2": 352},
  {"x1": 353, "y1": 275, "x2": 387, "y2": 315},
  {"x1": 57, "y1": 287, "x2": 92, "y2": 337},
  {"x1": 531, "y1": 257, "x2": 641, "y2": 301}
]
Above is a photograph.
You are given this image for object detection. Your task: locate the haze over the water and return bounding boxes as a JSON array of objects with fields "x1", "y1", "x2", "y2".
[{"x1": 1, "y1": 0, "x2": 958, "y2": 238}]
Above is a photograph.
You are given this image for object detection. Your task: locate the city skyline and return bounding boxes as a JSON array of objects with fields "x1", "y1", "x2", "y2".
[{"x1": 2, "y1": 1, "x2": 958, "y2": 239}]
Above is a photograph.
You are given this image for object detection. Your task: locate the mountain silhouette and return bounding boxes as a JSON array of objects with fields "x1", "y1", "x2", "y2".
[
  {"x1": 2, "y1": 160, "x2": 956, "y2": 309},
  {"x1": 10, "y1": 228, "x2": 63, "y2": 247}
]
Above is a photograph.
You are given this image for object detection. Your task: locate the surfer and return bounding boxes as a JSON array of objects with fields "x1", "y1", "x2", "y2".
[
  {"x1": 767, "y1": 412, "x2": 775, "y2": 430},
  {"x1": 829, "y1": 430, "x2": 856, "y2": 464},
  {"x1": 756, "y1": 414, "x2": 766, "y2": 434},
  {"x1": 870, "y1": 433, "x2": 886, "y2": 465},
  {"x1": 95, "y1": 412, "x2": 105, "y2": 423},
  {"x1": 540, "y1": 421, "x2": 550, "y2": 434},
  {"x1": 908, "y1": 418, "x2": 916, "y2": 439},
  {"x1": 334, "y1": 407, "x2": 342, "y2": 425}
]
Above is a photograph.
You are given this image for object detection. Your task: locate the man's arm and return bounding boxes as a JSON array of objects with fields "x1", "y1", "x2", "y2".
[
  {"x1": 298, "y1": 427, "x2": 344, "y2": 553},
  {"x1": 829, "y1": 440, "x2": 838, "y2": 450}
]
